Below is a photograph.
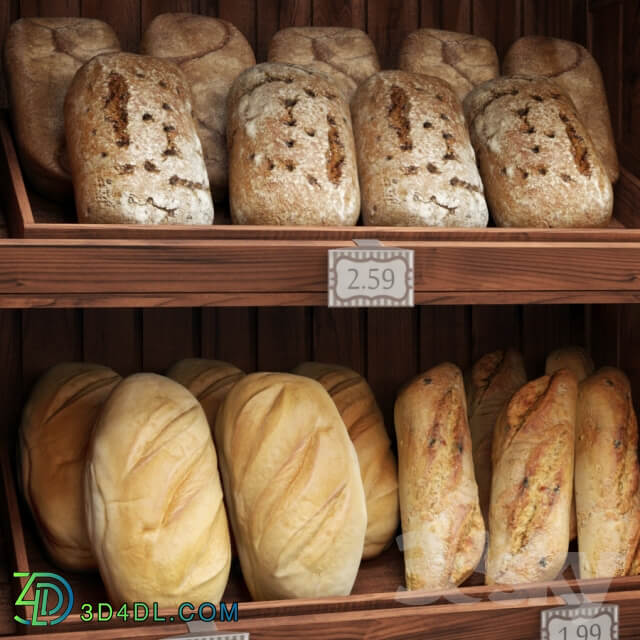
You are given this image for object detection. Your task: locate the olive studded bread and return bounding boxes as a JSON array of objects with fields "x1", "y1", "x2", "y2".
[
  {"x1": 352, "y1": 71, "x2": 488, "y2": 227},
  {"x1": 4, "y1": 17, "x2": 120, "y2": 201},
  {"x1": 64, "y1": 52, "x2": 214, "y2": 225},
  {"x1": 463, "y1": 75, "x2": 613, "y2": 228},
  {"x1": 227, "y1": 63, "x2": 360, "y2": 225},
  {"x1": 141, "y1": 13, "x2": 256, "y2": 201}
]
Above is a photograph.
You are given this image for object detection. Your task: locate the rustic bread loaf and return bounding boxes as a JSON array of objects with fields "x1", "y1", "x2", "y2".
[
  {"x1": 352, "y1": 70, "x2": 488, "y2": 227},
  {"x1": 64, "y1": 52, "x2": 214, "y2": 225},
  {"x1": 166, "y1": 358, "x2": 245, "y2": 427},
  {"x1": 85, "y1": 374, "x2": 231, "y2": 607},
  {"x1": 487, "y1": 370, "x2": 577, "y2": 585},
  {"x1": 575, "y1": 367, "x2": 640, "y2": 578},
  {"x1": 463, "y1": 75, "x2": 613, "y2": 228},
  {"x1": 268, "y1": 27, "x2": 379, "y2": 102},
  {"x1": 394, "y1": 363, "x2": 485, "y2": 590},
  {"x1": 4, "y1": 17, "x2": 120, "y2": 201},
  {"x1": 399, "y1": 29, "x2": 499, "y2": 102},
  {"x1": 215, "y1": 372, "x2": 366, "y2": 600},
  {"x1": 19, "y1": 362, "x2": 120, "y2": 571},
  {"x1": 140, "y1": 13, "x2": 255, "y2": 201},
  {"x1": 293, "y1": 362, "x2": 398, "y2": 559},
  {"x1": 227, "y1": 63, "x2": 360, "y2": 225},
  {"x1": 503, "y1": 36, "x2": 619, "y2": 183},
  {"x1": 465, "y1": 349, "x2": 527, "y2": 523}
]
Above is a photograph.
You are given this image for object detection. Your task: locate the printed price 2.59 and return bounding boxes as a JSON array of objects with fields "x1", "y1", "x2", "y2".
[{"x1": 347, "y1": 267, "x2": 395, "y2": 291}]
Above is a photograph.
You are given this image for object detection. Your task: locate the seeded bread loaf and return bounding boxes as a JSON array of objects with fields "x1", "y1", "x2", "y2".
[
  {"x1": 227, "y1": 63, "x2": 360, "y2": 225},
  {"x1": 576, "y1": 368, "x2": 640, "y2": 578},
  {"x1": 399, "y1": 29, "x2": 499, "y2": 102},
  {"x1": 503, "y1": 36, "x2": 619, "y2": 183},
  {"x1": 64, "y1": 52, "x2": 214, "y2": 225},
  {"x1": 464, "y1": 76, "x2": 613, "y2": 228},
  {"x1": 268, "y1": 27, "x2": 379, "y2": 102},
  {"x1": 293, "y1": 362, "x2": 399, "y2": 559},
  {"x1": 352, "y1": 70, "x2": 488, "y2": 227},
  {"x1": 487, "y1": 370, "x2": 577, "y2": 585},
  {"x1": 4, "y1": 18, "x2": 120, "y2": 201},
  {"x1": 465, "y1": 349, "x2": 527, "y2": 523},
  {"x1": 394, "y1": 363, "x2": 485, "y2": 590},
  {"x1": 141, "y1": 13, "x2": 255, "y2": 201}
]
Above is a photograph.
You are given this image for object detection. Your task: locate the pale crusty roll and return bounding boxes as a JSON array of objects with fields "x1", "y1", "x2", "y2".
[
  {"x1": 215, "y1": 372, "x2": 367, "y2": 600},
  {"x1": 140, "y1": 13, "x2": 255, "y2": 200},
  {"x1": 464, "y1": 75, "x2": 613, "y2": 228},
  {"x1": 487, "y1": 370, "x2": 577, "y2": 585},
  {"x1": 465, "y1": 349, "x2": 527, "y2": 523},
  {"x1": 503, "y1": 36, "x2": 619, "y2": 183},
  {"x1": 394, "y1": 363, "x2": 485, "y2": 590},
  {"x1": 399, "y1": 28, "x2": 499, "y2": 102},
  {"x1": 4, "y1": 18, "x2": 120, "y2": 201},
  {"x1": 166, "y1": 358, "x2": 245, "y2": 427},
  {"x1": 576, "y1": 367, "x2": 640, "y2": 578},
  {"x1": 293, "y1": 362, "x2": 399, "y2": 559},
  {"x1": 351, "y1": 70, "x2": 488, "y2": 227},
  {"x1": 85, "y1": 374, "x2": 231, "y2": 608},
  {"x1": 19, "y1": 363, "x2": 121, "y2": 570}
]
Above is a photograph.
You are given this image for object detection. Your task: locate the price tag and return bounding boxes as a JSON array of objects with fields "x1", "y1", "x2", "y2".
[
  {"x1": 328, "y1": 242, "x2": 414, "y2": 308},
  {"x1": 541, "y1": 604, "x2": 618, "y2": 640}
]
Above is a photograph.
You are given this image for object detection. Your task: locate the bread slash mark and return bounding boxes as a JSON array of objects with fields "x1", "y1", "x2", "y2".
[
  {"x1": 104, "y1": 72, "x2": 130, "y2": 148},
  {"x1": 559, "y1": 112, "x2": 591, "y2": 176},
  {"x1": 326, "y1": 114, "x2": 345, "y2": 184},
  {"x1": 388, "y1": 86, "x2": 413, "y2": 151},
  {"x1": 169, "y1": 175, "x2": 206, "y2": 190}
]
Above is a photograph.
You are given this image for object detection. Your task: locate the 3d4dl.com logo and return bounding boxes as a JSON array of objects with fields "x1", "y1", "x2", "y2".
[{"x1": 13, "y1": 571, "x2": 74, "y2": 626}]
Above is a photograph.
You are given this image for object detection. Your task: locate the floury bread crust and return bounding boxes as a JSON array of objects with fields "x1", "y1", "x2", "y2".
[
  {"x1": 464, "y1": 75, "x2": 613, "y2": 228},
  {"x1": 141, "y1": 13, "x2": 255, "y2": 200},
  {"x1": 394, "y1": 363, "x2": 485, "y2": 590},
  {"x1": 65, "y1": 52, "x2": 214, "y2": 225},
  {"x1": 227, "y1": 63, "x2": 360, "y2": 225},
  {"x1": 215, "y1": 372, "x2": 367, "y2": 600},
  {"x1": 85, "y1": 374, "x2": 231, "y2": 608},
  {"x1": 399, "y1": 29, "x2": 499, "y2": 102},
  {"x1": 352, "y1": 71, "x2": 488, "y2": 227},
  {"x1": 487, "y1": 370, "x2": 577, "y2": 585},
  {"x1": 503, "y1": 36, "x2": 619, "y2": 183},
  {"x1": 4, "y1": 18, "x2": 120, "y2": 201},
  {"x1": 268, "y1": 27, "x2": 380, "y2": 102},
  {"x1": 575, "y1": 368, "x2": 640, "y2": 578}
]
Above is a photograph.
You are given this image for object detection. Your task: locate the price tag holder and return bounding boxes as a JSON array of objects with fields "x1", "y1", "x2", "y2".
[
  {"x1": 541, "y1": 603, "x2": 618, "y2": 640},
  {"x1": 328, "y1": 240, "x2": 414, "y2": 308}
]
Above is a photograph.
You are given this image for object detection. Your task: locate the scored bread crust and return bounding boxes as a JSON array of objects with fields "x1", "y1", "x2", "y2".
[
  {"x1": 394, "y1": 363, "x2": 485, "y2": 590},
  {"x1": 487, "y1": 369, "x2": 577, "y2": 585},
  {"x1": 293, "y1": 362, "x2": 399, "y2": 559},
  {"x1": 575, "y1": 367, "x2": 640, "y2": 578}
]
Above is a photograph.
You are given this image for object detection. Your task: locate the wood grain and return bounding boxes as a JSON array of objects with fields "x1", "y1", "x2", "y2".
[
  {"x1": 440, "y1": 0, "x2": 472, "y2": 32},
  {"x1": 311, "y1": 307, "x2": 365, "y2": 372},
  {"x1": 312, "y1": 0, "x2": 366, "y2": 28},
  {"x1": 471, "y1": 306, "x2": 521, "y2": 364},
  {"x1": 218, "y1": 0, "x2": 257, "y2": 52},
  {"x1": 257, "y1": 307, "x2": 311, "y2": 370},
  {"x1": 0, "y1": 311, "x2": 21, "y2": 438},
  {"x1": 419, "y1": 0, "x2": 440, "y2": 28},
  {"x1": 140, "y1": 0, "x2": 196, "y2": 32},
  {"x1": 19, "y1": 0, "x2": 80, "y2": 17},
  {"x1": 81, "y1": 0, "x2": 141, "y2": 52},
  {"x1": 419, "y1": 306, "x2": 471, "y2": 372},
  {"x1": 201, "y1": 307, "x2": 257, "y2": 371},
  {"x1": 367, "y1": 0, "x2": 419, "y2": 69}
]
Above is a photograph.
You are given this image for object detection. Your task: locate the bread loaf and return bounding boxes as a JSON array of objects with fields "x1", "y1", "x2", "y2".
[
  {"x1": 19, "y1": 363, "x2": 120, "y2": 570},
  {"x1": 465, "y1": 349, "x2": 527, "y2": 523},
  {"x1": 140, "y1": 13, "x2": 255, "y2": 201},
  {"x1": 215, "y1": 372, "x2": 366, "y2": 600},
  {"x1": 293, "y1": 362, "x2": 398, "y2": 559},
  {"x1": 4, "y1": 18, "x2": 120, "y2": 201},
  {"x1": 394, "y1": 363, "x2": 485, "y2": 590},
  {"x1": 463, "y1": 76, "x2": 613, "y2": 228},
  {"x1": 399, "y1": 29, "x2": 499, "y2": 102},
  {"x1": 166, "y1": 358, "x2": 245, "y2": 427},
  {"x1": 487, "y1": 370, "x2": 577, "y2": 585},
  {"x1": 503, "y1": 36, "x2": 619, "y2": 183},
  {"x1": 227, "y1": 63, "x2": 360, "y2": 225},
  {"x1": 351, "y1": 70, "x2": 488, "y2": 227},
  {"x1": 85, "y1": 374, "x2": 231, "y2": 607},
  {"x1": 268, "y1": 27, "x2": 379, "y2": 102},
  {"x1": 65, "y1": 52, "x2": 214, "y2": 225},
  {"x1": 575, "y1": 367, "x2": 640, "y2": 578}
]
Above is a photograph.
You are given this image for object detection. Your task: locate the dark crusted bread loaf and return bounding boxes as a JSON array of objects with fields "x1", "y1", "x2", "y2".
[
  {"x1": 64, "y1": 52, "x2": 214, "y2": 225},
  {"x1": 4, "y1": 18, "x2": 120, "y2": 201},
  {"x1": 464, "y1": 75, "x2": 613, "y2": 228},
  {"x1": 141, "y1": 13, "x2": 255, "y2": 201},
  {"x1": 351, "y1": 70, "x2": 488, "y2": 227},
  {"x1": 227, "y1": 63, "x2": 360, "y2": 225}
]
